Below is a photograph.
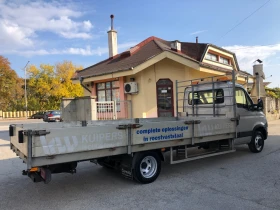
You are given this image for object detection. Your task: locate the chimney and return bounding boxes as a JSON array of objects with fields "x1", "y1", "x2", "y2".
[
  {"x1": 250, "y1": 62, "x2": 266, "y2": 100},
  {"x1": 107, "y1": 14, "x2": 118, "y2": 58},
  {"x1": 171, "y1": 40, "x2": 181, "y2": 52},
  {"x1": 196, "y1": 36, "x2": 198, "y2": 43}
]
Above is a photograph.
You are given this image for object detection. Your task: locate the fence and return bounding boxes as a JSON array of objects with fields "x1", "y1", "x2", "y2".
[
  {"x1": 266, "y1": 97, "x2": 279, "y2": 114},
  {"x1": 0, "y1": 103, "x2": 133, "y2": 120},
  {"x1": 96, "y1": 100, "x2": 132, "y2": 120},
  {"x1": 96, "y1": 101, "x2": 116, "y2": 120},
  {"x1": 0, "y1": 110, "x2": 41, "y2": 119},
  {"x1": 257, "y1": 96, "x2": 280, "y2": 121}
]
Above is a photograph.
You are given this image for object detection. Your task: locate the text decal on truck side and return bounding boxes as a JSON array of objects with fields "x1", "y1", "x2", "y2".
[{"x1": 135, "y1": 125, "x2": 188, "y2": 142}]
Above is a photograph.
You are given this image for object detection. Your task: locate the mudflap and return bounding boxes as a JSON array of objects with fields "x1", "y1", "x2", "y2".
[
  {"x1": 120, "y1": 155, "x2": 134, "y2": 180},
  {"x1": 27, "y1": 172, "x2": 44, "y2": 183},
  {"x1": 40, "y1": 168, "x2": 52, "y2": 184},
  {"x1": 22, "y1": 169, "x2": 49, "y2": 183},
  {"x1": 121, "y1": 166, "x2": 133, "y2": 180}
]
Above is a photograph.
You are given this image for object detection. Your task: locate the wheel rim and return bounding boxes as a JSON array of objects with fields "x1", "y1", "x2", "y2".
[
  {"x1": 140, "y1": 156, "x2": 157, "y2": 179},
  {"x1": 255, "y1": 134, "x2": 263, "y2": 151}
]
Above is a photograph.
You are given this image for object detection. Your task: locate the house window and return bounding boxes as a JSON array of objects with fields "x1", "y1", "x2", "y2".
[
  {"x1": 220, "y1": 57, "x2": 230, "y2": 65},
  {"x1": 206, "y1": 53, "x2": 218, "y2": 61},
  {"x1": 97, "y1": 81, "x2": 120, "y2": 102}
]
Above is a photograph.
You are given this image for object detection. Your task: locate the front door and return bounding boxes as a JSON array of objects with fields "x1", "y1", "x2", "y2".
[
  {"x1": 156, "y1": 79, "x2": 174, "y2": 117},
  {"x1": 235, "y1": 87, "x2": 255, "y2": 145}
]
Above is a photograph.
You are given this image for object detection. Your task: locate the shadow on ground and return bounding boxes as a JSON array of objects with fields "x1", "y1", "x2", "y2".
[{"x1": 0, "y1": 134, "x2": 279, "y2": 210}]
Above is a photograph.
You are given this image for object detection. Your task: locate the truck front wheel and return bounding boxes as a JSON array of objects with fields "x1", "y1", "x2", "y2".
[
  {"x1": 133, "y1": 152, "x2": 161, "y2": 184},
  {"x1": 248, "y1": 131, "x2": 264, "y2": 153}
]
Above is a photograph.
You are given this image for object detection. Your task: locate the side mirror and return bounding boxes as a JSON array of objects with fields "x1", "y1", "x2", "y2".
[{"x1": 257, "y1": 99, "x2": 263, "y2": 111}]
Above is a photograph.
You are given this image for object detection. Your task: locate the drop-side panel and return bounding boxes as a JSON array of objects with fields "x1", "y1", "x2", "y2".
[
  {"x1": 10, "y1": 123, "x2": 82, "y2": 157},
  {"x1": 10, "y1": 117, "x2": 236, "y2": 164},
  {"x1": 32, "y1": 125, "x2": 127, "y2": 157},
  {"x1": 194, "y1": 117, "x2": 236, "y2": 137},
  {"x1": 10, "y1": 126, "x2": 28, "y2": 156},
  {"x1": 132, "y1": 121, "x2": 191, "y2": 145}
]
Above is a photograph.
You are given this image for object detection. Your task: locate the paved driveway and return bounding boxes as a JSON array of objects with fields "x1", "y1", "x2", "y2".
[{"x1": 0, "y1": 120, "x2": 280, "y2": 210}]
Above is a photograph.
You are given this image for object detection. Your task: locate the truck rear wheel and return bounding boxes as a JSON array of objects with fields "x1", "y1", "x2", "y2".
[
  {"x1": 133, "y1": 152, "x2": 161, "y2": 184},
  {"x1": 248, "y1": 131, "x2": 264, "y2": 153}
]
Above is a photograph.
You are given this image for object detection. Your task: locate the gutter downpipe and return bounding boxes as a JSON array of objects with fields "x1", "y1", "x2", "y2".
[{"x1": 79, "y1": 76, "x2": 92, "y2": 94}]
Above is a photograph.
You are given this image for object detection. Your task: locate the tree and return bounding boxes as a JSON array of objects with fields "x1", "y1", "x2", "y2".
[
  {"x1": 265, "y1": 87, "x2": 280, "y2": 99},
  {"x1": 0, "y1": 56, "x2": 24, "y2": 111},
  {"x1": 27, "y1": 61, "x2": 83, "y2": 110}
]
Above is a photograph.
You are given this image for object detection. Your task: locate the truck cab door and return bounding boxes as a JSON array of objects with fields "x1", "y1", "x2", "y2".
[{"x1": 235, "y1": 87, "x2": 255, "y2": 145}]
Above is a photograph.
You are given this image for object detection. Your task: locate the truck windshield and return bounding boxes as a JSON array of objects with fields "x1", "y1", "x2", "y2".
[{"x1": 188, "y1": 89, "x2": 224, "y2": 105}]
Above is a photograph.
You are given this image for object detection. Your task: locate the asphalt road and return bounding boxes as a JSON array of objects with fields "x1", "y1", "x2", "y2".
[
  {"x1": 0, "y1": 118, "x2": 44, "y2": 130},
  {"x1": 0, "y1": 119, "x2": 280, "y2": 210}
]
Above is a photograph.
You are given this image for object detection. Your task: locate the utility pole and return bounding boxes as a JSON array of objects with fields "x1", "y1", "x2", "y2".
[
  {"x1": 24, "y1": 61, "x2": 30, "y2": 119},
  {"x1": 257, "y1": 73, "x2": 260, "y2": 100}
]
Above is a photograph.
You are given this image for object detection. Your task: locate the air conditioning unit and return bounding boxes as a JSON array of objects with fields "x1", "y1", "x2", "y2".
[{"x1": 124, "y1": 82, "x2": 138, "y2": 94}]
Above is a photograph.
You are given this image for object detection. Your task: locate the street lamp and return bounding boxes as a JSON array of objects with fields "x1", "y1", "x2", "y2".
[{"x1": 24, "y1": 61, "x2": 30, "y2": 118}]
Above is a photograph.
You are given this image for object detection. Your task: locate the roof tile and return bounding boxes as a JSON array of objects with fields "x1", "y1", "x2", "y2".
[{"x1": 75, "y1": 36, "x2": 236, "y2": 79}]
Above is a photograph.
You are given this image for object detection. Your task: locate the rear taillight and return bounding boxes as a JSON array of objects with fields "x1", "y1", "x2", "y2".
[{"x1": 48, "y1": 114, "x2": 53, "y2": 117}]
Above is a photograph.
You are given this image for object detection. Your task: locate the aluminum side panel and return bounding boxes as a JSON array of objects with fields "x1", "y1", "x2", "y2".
[
  {"x1": 32, "y1": 126, "x2": 127, "y2": 157},
  {"x1": 132, "y1": 121, "x2": 191, "y2": 145},
  {"x1": 195, "y1": 118, "x2": 236, "y2": 137},
  {"x1": 10, "y1": 126, "x2": 28, "y2": 156}
]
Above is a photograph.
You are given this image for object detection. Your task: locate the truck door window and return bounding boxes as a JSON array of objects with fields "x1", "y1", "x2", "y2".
[{"x1": 235, "y1": 88, "x2": 250, "y2": 109}]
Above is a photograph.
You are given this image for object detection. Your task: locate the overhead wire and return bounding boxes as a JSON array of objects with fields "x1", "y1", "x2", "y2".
[
  {"x1": 223, "y1": 44, "x2": 280, "y2": 50},
  {"x1": 215, "y1": 0, "x2": 272, "y2": 43}
]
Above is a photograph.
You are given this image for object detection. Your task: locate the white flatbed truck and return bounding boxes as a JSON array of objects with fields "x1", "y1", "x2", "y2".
[{"x1": 9, "y1": 71, "x2": 268, "y2": 184}]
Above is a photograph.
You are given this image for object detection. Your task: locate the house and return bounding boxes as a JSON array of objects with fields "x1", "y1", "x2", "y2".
[{"x1": 72, "y1": 16, "x2": 251, "y2": 119}]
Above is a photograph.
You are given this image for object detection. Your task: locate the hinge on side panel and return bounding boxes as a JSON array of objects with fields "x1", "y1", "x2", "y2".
[
  {"x1": 9, "y1": 124, "x2": 15, "y2": 136},
  {"x1": 116, "y1": 125, "x2": 128, "y2": 130},
  {"x1": 184, "y1": 120, "x2": 201, "y2": 125},
  {"x1": 131, "y1": 124, "x2": 143, "y2": 129},
  {"x1": 230, "y1": 117, "x2": 240, "y2": 126},
  {"x1": 31, "y1": 130, "x2": 50, "y2": 136},
  {"x1": 184, "y1": 120, "x2": 193, "y2": 125},
  {"x1": 116, "y1": 124, "x2": 143, "y2": 130}
]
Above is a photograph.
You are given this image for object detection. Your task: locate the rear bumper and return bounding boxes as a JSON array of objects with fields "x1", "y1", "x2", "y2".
[{"x1": 47, "y1": 117, "x2": 61, "y2": 122}]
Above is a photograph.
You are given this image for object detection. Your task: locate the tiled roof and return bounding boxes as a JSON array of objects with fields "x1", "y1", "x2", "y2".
[
  {"x1": 75, "y1": 36, "x2": 236, "y2": 79},
  {"x1": 200, "y1": 62, "x2": 252, "y2": 78},
  {"x1": 239, "y1": 70, "x2": 252, "y2": 76},
  {"x1": 200, "y1": 62, "x2": 233, "y2": 73}
]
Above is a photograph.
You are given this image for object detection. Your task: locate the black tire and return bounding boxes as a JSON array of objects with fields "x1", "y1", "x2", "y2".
[
  {"x1": 133, "y1": 152, "x2": 161, "y2": 184},
  {"x1": 248, "y1": 131, "x2": 264, "y2": 153}
]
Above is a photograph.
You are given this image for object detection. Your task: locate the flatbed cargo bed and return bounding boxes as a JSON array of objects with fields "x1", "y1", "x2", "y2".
[
  {"x1": 9, "y1": 71, "x2": 267, "y2": 184},
  {"x1": 10, "y1": 117, "x2": 235, "y2": 168}
]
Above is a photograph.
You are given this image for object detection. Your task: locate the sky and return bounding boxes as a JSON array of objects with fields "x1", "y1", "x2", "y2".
[{"x1": 1, "y1": 0, "x2": 280, "y2": 87}]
